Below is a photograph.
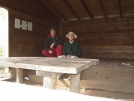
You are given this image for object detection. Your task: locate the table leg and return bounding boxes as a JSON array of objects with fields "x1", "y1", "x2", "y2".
[
  {"x1": 70, "y1": 73, "x2": 80, "y2": 93},
  {"x1": 10, "y1": 68, "x2": 16, "y2": 80},
  {"x1": 43, "y1": 77, "x2": 57, "y2": 89},
  {"x1": 16, "y1": 68, "x2": 23, "y2": 83},
  {"x1": 36, "y1": 71, "x2": 62, "y2": 89}
]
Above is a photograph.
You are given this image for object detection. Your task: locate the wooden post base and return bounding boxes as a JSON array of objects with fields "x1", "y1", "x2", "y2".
[
  {"x1": 36, "y1": 71, "x2": 62, "y2": 89},
  {"x1": 70, "y1": 73, "x2": 80, "y2": 93},
  {"x1": 16, "y1": 68, "x2": 23, "y2": 83},
  {"x1": 10, "y1": 68, "x2": 16, "y2": 80},
  {"x1": 43, "y1": 77, "x2": 57, "y2": 89}
]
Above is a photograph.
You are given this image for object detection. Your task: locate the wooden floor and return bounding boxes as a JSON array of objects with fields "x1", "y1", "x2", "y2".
[
  {"x1": 60, "y1": 59, "x2": 134, "y2": 99},
  {"x1": 98, "y1": 59, "x2": 134, "y2": 67}
]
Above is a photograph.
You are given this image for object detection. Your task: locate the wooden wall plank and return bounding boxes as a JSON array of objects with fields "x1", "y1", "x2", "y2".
[
  {"x1": 0, "y1": 0, "x2": 59, "y2": 24},
  {"x1": 62, "y1": 18, "x2": 134, "y2": 59},
  {"x1": 0, "y1": 0, "x2": 59, "y2": 57}
]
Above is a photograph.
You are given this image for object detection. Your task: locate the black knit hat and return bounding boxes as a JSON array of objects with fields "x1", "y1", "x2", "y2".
[{"x1": 50, "y1": 27, "x2": 56, "y2": 31}]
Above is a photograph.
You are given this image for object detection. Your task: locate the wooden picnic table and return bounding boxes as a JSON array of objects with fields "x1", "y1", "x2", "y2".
[{"x1": 0, "y1": 57, "x2": 99, "y2": 93}]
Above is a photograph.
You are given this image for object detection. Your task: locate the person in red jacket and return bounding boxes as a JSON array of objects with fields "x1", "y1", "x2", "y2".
[{"x1": 42, "y1": 27, "x2": 63, "y2": 57}]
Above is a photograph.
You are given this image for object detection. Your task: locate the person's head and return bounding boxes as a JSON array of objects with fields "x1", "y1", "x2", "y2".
[
  {"x1": 50, "y1": 27, "x2": 56, "y2": 37},
  {"x1": 66, "y1": 32, "x2": 77, "y2": 41}
]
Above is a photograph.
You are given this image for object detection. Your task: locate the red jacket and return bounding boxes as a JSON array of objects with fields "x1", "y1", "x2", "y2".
[{"x1": 44, "y1": 34, "x2": 63, "y2": 51}]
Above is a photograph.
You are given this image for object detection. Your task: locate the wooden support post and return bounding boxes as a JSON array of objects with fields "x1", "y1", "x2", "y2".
[
  {"x1": 36, "y1": 71, "x2": 62, "y2": 89},
  {"x1": 10, "y1": 68, "x2": 16, "y2": 80},
  {"x1": 43, "y1": 77, "x2": 57, "y2": 89},
  {"x1": 16, "y1": 68, "x2": 23, "y2": 83},
  {"x1": 70, "y1": 73, "x2": 80, "y2": 93}
]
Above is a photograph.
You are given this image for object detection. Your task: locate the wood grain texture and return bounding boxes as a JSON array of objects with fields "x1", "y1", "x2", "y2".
[
  {"x1": 70, "y1": 73, "x2": 80, "y2": 93},
  {"x1": 62, "y1": 18, "x2": 134, "y2": 59},
  {"x1": 43, "y1": 76, "x2": 57, "y2": 89},
  {"x1": 16, "y1": 59, "x2": 134, "y2": 98},
  {"x1": 0, "y1": 0, "x2": 59, "y2": 57},
  {"x1": 0, "y1": 57, "x2": 99, "y2": 74},
  {"x1": 36, "y1": 71, "x2": 62, "y2": 77},
  {"x1": 9, "y1": 10, "x2": 58, "y2": 57},
  {"x1": 16, "y1": 68, "x2": 23, "y2": 83},
  {"x1": 10, "y1": 68, "x2": 16, "y2": 80}
]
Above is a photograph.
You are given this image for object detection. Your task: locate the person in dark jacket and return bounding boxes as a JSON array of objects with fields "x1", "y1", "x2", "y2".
[
  {"x1": 42, "y1": 27, "x2": 63, "y2": 57},
  {"x1": 58, "y1": 32, "x2": 82, "y2": 58}
]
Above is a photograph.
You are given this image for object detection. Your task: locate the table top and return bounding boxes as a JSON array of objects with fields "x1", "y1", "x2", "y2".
[{"x1": 0, "y1": 57, "x2": 99, "y2": 74}]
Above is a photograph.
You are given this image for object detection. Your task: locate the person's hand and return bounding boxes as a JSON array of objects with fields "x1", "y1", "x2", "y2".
[
  {"x1": 50, "y1": 43, "x2": 54, "y2": 49},
  {"x1": 67, "y1": 55, "x2": 72, "y2": 58},
  {"x1": 48, "y1": 50, "x2": 53, "y2": 54}
]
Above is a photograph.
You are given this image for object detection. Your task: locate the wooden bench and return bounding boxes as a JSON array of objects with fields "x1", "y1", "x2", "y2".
[
  {"x1": 0, "y1": 81, "x2": 116, "y2": 101},
  {"x1": 0, "y1": 57, "x2": 99, "y2": 93}
]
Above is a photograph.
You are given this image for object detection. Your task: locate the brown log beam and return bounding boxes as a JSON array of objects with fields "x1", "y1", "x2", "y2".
[
  {"x1": 35, "y1": 0, "x2": 59, "y2": 19},
  {"x1": 118, "y1": 0, "x2": 122, "y2": 17},
  {"x1": 80, "y1": 0, "x2": 93, "y2": 20},
  {"x1": 63, "y1": 0, "x2": 80, "y2": 21},
  {"x1": 99, "y1": 0, "x2": 107, "y2": 18},
  {"x1": 41, "y1": 0, "x2": 68, "y2": 22}
]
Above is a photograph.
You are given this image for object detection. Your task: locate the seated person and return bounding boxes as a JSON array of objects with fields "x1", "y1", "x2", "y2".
[
  {"x1": 58, "y1": 32, "x2": 82, "y2": 58},
  {"x1": 42, "y1": 27, "x2": 63, "y2": 57}
]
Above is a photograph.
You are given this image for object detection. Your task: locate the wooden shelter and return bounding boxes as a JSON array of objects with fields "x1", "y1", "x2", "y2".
[{"x1": 0, "y1": 0, "x2": 134, "y2": 99}]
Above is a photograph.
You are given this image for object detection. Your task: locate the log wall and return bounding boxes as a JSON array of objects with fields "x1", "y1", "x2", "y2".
[
  {"x1": 62, "y1": 18, "x2": 134, "y2": 59},
  {"x1": 0, "y1": 0, "x2": 59, "y2": 56}
]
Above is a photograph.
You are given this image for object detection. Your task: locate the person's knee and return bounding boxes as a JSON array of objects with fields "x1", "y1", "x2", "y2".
[
  {"x1": 42, "y1": 49, "x2": 53, "y2": 57},
  {"x1": 57, "y1": 44, "x2": 62, "y2": 48},
  {"x1": 42, "y1": 49, "x2": 46, "y2": 55}
]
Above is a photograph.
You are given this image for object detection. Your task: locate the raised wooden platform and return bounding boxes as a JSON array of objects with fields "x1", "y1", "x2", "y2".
[
  {"x1": 65, "y1": 59, "x2": 134, "y2": 99},
  {"x1": 1, "y1": 59, "x2": 134, "y2": 99}
]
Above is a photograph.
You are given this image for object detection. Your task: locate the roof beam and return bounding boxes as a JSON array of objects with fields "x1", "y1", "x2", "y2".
[
  {"x1": 99, "y1": 0, "x2": 107, "y2": 18},
  {"x1": 1, "y1": 3, "x2": 58, "y2": 25},
  {"x1": 118, "y1": 0, "x2": 122, "y2": 17},
  {"x1": 63, "y1": 0, "x2": 80, "y2": 20},
  {"x1": 35, "y1": 0, "x2": 58, "y2": 19},
  {"x1": 80, "y1": 0, "x2": 93, "y2": 20},
  {"x1": 41, "y1": 0, "x2": 68, "y2": 21}
]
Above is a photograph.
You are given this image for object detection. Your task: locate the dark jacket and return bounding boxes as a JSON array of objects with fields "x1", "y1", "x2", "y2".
[
  {"x1": 62, "y1": 40, "x2": 82, "y2": 58},
  {"x1": 44, "y1": 34, "x2": 63, "y2": 51}
]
